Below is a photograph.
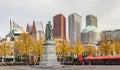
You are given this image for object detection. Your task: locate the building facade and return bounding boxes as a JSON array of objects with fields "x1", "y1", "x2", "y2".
[
  {"x1": 86, "y1": 15, "x2": 97, "y2": 28},
  {"x1": 113, "y1": 29, "x2": 120, "y2": 40},
  {"x1": 101, "y1": 29, "x2": 120, "y2": 41},
  {"x1": 26, "y1": 20, "x2": 44, "y2": 41},
  {"x1": 0, "y1": 38, "x2": 15, "y2": 62},
  {"x1": 6, "y1": 18, "x2": 24, "y2": 41},
  {"x1": 100, "y1": 30, "x2": 112, "y2": 41},
  {"x1": 68, "y1": 13, "x2": 82, "y2": 45},
  {"x1": 81, "y1": 25, "x2": 99, "y2": 45},
  {"x1": 53, "y1": 14, "x2": 66, "y2": 40}
]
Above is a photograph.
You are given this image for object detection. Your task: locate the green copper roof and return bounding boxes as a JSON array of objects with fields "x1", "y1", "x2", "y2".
[
  {"x1": 11, "y1": 29, "x2": 18, "y2": 33},
  {"x1": 6, "y1": 28, "x2": 24, "y2": 37},
  {"x1": 82, "y1": 25, "x2": 98, "y2": 33},
  {"x1": 10, "y1": 28, "x2": 24, "y2": 34}
]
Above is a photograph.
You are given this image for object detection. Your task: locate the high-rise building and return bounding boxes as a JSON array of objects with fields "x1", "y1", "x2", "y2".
[
  {"x1": 86, "y1": 15, "x2": 97, "y2": 28},
  {"x1": 68, "y1": 13, "x2": 82, "y2": 45},
  {"x1": 53, "y1": 14, "x2": 66, "y2": 40}
]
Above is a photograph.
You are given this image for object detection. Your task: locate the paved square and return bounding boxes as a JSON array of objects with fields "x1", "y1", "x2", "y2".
[{"x1": 0, "y1": 65, "x2": 120, "y2": 70}]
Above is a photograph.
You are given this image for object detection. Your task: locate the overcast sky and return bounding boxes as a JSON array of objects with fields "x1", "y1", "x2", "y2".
[{"x1": 0, "y1": 0, "x2": 120, "y2": 38}]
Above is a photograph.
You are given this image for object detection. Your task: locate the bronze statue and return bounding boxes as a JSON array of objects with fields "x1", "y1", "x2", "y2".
[{"x1": 45, "y1": 21, "x2": 52, "y2": 40}]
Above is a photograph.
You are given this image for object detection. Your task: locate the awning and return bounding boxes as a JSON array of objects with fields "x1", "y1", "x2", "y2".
[
  {"x1": 93, "y1": 56, "x2": 103, "y2": 60},
  {"x1": 84, "y1": 54, "x2": 120, "y2": 60},
  {"x1": 101, "y1": 55, "x2": 113, "y2": 59},
  {"x1": 112, "y1": 54, "x2": 120, "y2": 59},
  {"x1": 84, "y1": 55, "x2": 94, "y2": 60}
]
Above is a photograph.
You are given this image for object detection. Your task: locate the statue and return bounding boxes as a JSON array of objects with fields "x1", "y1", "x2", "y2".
[
  {"x1": 38, "y1": 21, "x2": 62, "y2": 68},
  {"x1": 45, "y1": 21, "x2": 52, "y2": 40}
]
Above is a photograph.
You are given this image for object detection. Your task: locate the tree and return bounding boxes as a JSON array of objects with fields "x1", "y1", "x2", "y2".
[
  {"x1": 98, "y1": 40, "x2": 112, "y2": 55},
  {"x1": 32, "y1": 40, "x2": 43, "y2": 62},
  {"x1": 60, "y1": 40, "x2": 71, "y2": 62},
  {"x1": 14, "y1": 32, "x2": 35, "y2": 63},
  {"x1": 55, "y1": 39, "x2": 61, "y2": 61},
  {"x1": 113, "y1": 40, "x2": 120, "y2": 54},
  {"x1": 73, "y1": 41, "x2": 84, "y2": 57},
  {"x1": 0, "y1": 42, "x2": 12, "y2": 63},
  {"x1": 55, "y1": 39, "x2": 61, "y2": 55},
  {"x1": 84, "y1": 45, "x2": 96, "y2": 56},
  {"x1": 55, "y1": 39, "x2": 71, "y2": 62}
]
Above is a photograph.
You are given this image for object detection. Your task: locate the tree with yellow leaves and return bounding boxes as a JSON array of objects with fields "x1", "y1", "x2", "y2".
[
  {"x1": 98, "y1": 40, "x2": 112, "y2": 55},
  {"x1": 73, "y1": 41, "x2": 84, "y2": 57},
  {"x1": 60, "y1": 40, "x2": 71, "y2": 62},
  {"x1": 54, "y1": 39, "x2": 61, "y2": 61},
  {"x1": 32, "y1": 40, "x2": 43, "y2": 62},
  {"x1": 55, "y1": 39, "x2": 61, "y2": 55},
  {"x1": 14, "y1": 32, "x2": 35, "y2": 63},
  {"x1": 84, "y1": 45, "x2": 96, "y2": 56},
  {"x1": 0, "y1": 42, "x2": 12, "y2": 63},
  {"x1": 55, "y1": 39, "x2": 71, "y2": 62},
  {"x1": 112, "y1": 39, "x2": 120, "y2": 54}
]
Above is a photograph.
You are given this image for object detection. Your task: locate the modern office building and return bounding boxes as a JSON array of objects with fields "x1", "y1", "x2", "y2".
[
  {"x1": 100, "y1": 30, "x2": 112, "y2": 41},
  {"x1": 53, "y1": 14, "x2": 66, "y2": 40},
  {"x1": 86, "y1": 15, "x2": 97, "y2": 28},
  {"x1": 100, "y1": 29, "x2": 120, "y2": 41},
  {"x1": 68, "y1": 13, "x2": 82, "y2": 45},
  {"x1": 113, "y1": 29, "x2": 120, "y2": 40},
  {"x1": 81, "y1": 15, "x2": 99, "y2": 45}
]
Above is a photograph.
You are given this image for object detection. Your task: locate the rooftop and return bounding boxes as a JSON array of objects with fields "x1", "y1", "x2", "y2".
[{"x1": 82, "y1": 25, "x2": 98, "y2": 33}]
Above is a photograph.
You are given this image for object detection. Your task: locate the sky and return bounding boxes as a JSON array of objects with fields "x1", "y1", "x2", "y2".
[{"x1": 0, "y1": 0, "x2": 120, "y2": 38}]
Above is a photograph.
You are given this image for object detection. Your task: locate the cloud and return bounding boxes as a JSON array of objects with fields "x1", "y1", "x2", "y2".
[
  {"x1": 98, "y1": 4, "x2": 120, "y2": 31},
  {"x1": 91, "y1": 0, "x2": 120, "y2": 16},
  {"x1": 0, "y1": 0, "x2": 120, "y2": 38}
]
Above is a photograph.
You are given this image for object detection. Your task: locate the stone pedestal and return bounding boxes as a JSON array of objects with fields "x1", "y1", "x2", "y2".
[{"x1": 39, "y1": 40, "x2": 61, "y2": 67}]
